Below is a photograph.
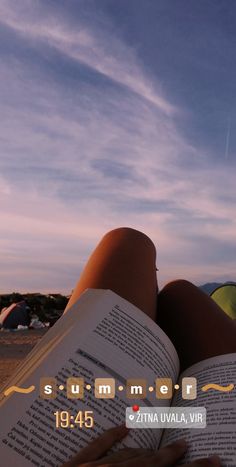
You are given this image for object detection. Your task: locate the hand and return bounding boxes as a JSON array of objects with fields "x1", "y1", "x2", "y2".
[{"x1": 61, "y1": 424, "x2": 221, "y2": 466}]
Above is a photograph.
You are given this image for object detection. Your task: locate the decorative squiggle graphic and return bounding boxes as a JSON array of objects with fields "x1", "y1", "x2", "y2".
[
  {"x1": 201, "y1": 383, "x2": 234, "y2": 392},
  {"x1": 4, "y1": 385, "x2": 35, "y2": 396}
]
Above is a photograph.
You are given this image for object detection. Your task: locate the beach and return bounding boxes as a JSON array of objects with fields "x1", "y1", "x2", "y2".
[{"x1": 0, "y1": 329, "x2": 48, "y2": 391}]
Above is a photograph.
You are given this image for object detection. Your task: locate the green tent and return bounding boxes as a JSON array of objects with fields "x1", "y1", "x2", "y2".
[{"x1": 210, "y1": 283, "x2": 236, "y2": 319}]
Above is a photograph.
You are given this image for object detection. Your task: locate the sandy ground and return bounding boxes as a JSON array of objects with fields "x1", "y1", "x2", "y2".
[{"x1": 0, "y1": 329, "x2": 48, "y2": 391}]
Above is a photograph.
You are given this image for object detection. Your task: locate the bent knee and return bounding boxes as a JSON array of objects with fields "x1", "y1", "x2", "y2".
[
  {"x1": 102, "y1": 227, "x2": 156, "y2": 253},
  {"x1": 161, "y1": 279, "x2": 196, "y2": 294}
]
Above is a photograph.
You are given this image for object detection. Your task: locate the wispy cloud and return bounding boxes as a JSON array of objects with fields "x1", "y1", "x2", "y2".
[
  {"x1": 0, "y1": 0, "x2": 235, "y2": 293},
  {"x1": 0, "y1": 0, "x2": 175, "y2": 114}
]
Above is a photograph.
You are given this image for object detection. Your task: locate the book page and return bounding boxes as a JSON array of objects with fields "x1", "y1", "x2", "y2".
[
  {"x1": 0, "y1": 289, "x2": 179, "y2": 466},
  {"x1": 0, "y1": 289, "x2": 104, "y2": 397},
  {"x1": 160, "y1": 353, "x2": 236, "y2": 465}
]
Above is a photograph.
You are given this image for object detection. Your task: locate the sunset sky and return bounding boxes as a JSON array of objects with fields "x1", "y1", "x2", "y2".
[{"x1": 0, "y1": 0, "x2": 235, "y2": 294}]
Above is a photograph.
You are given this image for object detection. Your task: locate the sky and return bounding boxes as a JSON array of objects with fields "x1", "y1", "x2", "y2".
[{"x1": 0, "y1": 0, "x2": 236, "y2": 294}]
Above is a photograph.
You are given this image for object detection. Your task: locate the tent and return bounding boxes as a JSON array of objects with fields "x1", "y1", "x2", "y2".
[
  {"x1": 0, "y1": 301, "x2": 30, "y2": 329},
  {"x1": 210, "y1": 283, "x2": 236, "y2": 320}
]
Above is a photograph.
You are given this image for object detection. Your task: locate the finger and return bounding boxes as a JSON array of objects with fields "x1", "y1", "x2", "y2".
[
  {"x1": 61, "y1": 425, "x2": 129, "y2": 466},
  {"x1": 183, "y1": 455, "x2": 221, "y2": 466},
  {"x1": 92, "y1": 448, "x2": 154, "y2": 464},
  {"x1": 119, "y1": 438, "x2": 187, "y2": 467}
]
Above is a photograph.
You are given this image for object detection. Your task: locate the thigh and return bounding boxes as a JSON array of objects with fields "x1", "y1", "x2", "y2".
[
  {"x1": 157, "y1": 280, "x2": 236, "y2": 371},
  {"x1": 64, "y1": 227, "x2": 158, "y2": 321}
]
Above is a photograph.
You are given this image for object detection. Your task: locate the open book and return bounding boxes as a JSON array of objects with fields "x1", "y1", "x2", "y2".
[{"x1": 0, "y1": 289, "x2": 235, "y2": 466}]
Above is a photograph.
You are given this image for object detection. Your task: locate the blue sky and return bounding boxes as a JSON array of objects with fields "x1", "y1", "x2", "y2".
[{"x1": 0, "y1": 0, "x2": 235, "y2": 294}]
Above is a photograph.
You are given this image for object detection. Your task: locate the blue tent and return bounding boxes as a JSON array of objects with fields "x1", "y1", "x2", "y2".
[{"x1": 0, "y1": 301, "x2": 30, "y2": 329}]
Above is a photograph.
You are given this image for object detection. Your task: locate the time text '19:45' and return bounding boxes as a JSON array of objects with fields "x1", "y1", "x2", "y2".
[{"x1": 53, "y1": 410, "x2": 94, "y2": 429}]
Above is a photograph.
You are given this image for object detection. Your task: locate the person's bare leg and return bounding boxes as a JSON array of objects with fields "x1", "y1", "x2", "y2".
[
  {"x1": 65, "y1": 227, "x2": 158, "y2": 321},
  {"x1": 157, "y1": 279, "x2": 236, "y2": 371}
]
